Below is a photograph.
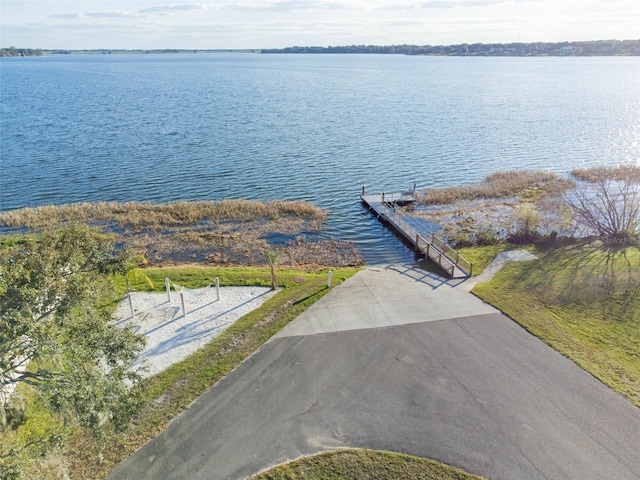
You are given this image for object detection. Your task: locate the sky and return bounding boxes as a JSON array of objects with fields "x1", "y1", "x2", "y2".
[{"x1": 1, "y1": 0, "x2": 639, "y2": 50}]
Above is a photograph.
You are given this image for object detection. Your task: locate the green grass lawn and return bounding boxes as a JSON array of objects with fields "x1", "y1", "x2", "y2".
[
  {"x1": 457, "y1": 244, "x2": 523, "y2": 275},
  {"x1": 250, "y1": 449, "x2": 484, "y2": 480},
  {"x1": 119, "y1": 264, "x2": 330, "y2": 291},
  {"x1": 467, "y1": 241, "x2": 640, "y2": 407}
]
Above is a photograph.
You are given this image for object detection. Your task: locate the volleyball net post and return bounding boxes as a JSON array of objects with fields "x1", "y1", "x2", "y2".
[{"x1": 180, "y1": 292, "x2": 187, "y2": 318}]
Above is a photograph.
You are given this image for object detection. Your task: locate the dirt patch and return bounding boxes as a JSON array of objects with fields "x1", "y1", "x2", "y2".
[{"x1": 131, "y1": 229, "x2": 362, "y2": 267}]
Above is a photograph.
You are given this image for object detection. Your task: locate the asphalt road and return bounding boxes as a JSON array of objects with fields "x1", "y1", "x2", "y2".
[{"x1": 108, "y1": 268, "x2": 640, "y2": 480}]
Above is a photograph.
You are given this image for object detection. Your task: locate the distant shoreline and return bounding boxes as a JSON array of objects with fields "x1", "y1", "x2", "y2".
[{"x1": 2, "y1": 39, "x2": 639, "y2": 57}]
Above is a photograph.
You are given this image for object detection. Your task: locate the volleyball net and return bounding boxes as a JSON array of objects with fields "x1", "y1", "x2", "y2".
[{"x1": 167, "y1": 278, "x2": 220, "y2": 304}]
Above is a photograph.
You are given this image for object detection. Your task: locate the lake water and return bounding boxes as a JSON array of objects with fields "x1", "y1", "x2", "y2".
[{"x1": 1, "y1": 54, "x2": 639, "y2": 264}]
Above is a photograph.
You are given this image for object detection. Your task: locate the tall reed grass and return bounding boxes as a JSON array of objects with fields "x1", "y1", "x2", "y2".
[
  {"x1": 571, "y1": 165, "x2": 640, "y2": 183},
  {"x1": 0, "y1": 200, "x2": 327, "y2": 231},
  {"x1": 418, "y1": 170, "x2": 574, "y2": 205}
]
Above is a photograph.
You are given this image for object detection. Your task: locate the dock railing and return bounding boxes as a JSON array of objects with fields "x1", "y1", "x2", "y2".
[
  {"x1": 422, "y1": 233, "x2": 473, "y2": 276},
  {"x1": 362, "y1": 191, "x2": 473, "y2": 278}
]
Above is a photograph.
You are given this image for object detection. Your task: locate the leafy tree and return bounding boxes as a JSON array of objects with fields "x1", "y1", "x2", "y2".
[{"x1": 0, "y1": 226, "x2": 145, "y2": 438}]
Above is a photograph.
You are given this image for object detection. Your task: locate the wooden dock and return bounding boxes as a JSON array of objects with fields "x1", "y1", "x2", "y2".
[{"x1": 361, "y1": 190, "x2": 472, "y2": 278}]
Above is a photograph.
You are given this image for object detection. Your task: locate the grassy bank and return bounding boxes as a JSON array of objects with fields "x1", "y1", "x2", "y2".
[
  {"x1": 8, "y1": 265, "x2": 359, "y2": 479},
  {"x1": 250, "y1": 449, "x2": 485, "y2": 480},
  {"x1": 468, "y1": 241, "x2": 640, "y2": 407}
]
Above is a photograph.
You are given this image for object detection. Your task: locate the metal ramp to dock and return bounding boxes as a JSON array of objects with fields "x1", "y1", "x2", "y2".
[{"x1": 361, "y1": 191, "x2": 472, "y2": 278}]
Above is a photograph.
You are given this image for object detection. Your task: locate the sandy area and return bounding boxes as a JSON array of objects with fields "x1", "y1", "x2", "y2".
[{"x1": 115, "y1": 286, "x2": 277, "y2": 377}]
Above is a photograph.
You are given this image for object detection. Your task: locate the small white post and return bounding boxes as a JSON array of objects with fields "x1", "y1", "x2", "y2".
[
  {"x1": 180, "y1": 292, "x2": 187, "y2": 318},
  {"x1": 128, "y1": 291, "x2": 135, "y2": 318},
  {"x1": 165, "y1": 277, "x2": 171, "y2": 302},
  {"x1": 215, "y1": 277, "x2": 220, "y2": 301},
  {"x1": 327, "y1": 270, "x2": 333, "y2": 288}
]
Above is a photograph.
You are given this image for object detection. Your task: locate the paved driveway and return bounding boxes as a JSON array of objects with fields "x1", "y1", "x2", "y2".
[{"x1": 109, "y1": 267, "x2": 640, "y2": 480}]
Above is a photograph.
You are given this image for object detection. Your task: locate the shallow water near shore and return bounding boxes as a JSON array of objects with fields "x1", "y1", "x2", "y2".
[{"x1": 1, "y1": 54, "x2": 638, "y2": 263}]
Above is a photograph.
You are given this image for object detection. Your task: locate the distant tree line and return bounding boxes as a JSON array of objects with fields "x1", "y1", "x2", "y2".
[
  {"x1": 3, "y1": 40, "x2": 638, "y2": 57},
  {"x1": 0, "y1": 48, "x2": 258, "y2": 57},
  {"x1": 261, "y1": 39, "x2": 640, "y2": 56},
  {"x1": 0, "y1": 48, "x2": 44, "y2": 57}
]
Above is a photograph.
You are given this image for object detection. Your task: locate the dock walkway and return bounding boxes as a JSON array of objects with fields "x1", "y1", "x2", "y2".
[{"x1": 361, "y1": 192, "x2": 472, "y2": 278}]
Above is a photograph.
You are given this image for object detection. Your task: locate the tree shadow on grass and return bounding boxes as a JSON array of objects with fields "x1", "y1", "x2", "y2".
[{"x1": 500, "y1": 239, "x2": 639, "y2": 317}]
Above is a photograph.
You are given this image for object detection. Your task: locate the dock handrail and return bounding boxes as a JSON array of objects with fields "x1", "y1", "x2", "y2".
[
  {"x1": 362, "y1": 192, "x2": 473, "y2": 278},
  {"x1": 390, "y1": 209, "x2": 471, "y2": 277}
]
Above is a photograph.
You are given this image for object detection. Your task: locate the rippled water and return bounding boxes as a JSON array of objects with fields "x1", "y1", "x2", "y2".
[{"x1": 1, "y1": 54, "x2": 639, "y2": 263}]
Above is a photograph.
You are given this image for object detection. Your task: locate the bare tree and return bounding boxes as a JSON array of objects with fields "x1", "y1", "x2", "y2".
[{"x1": 564, "y1": 176, "x2": 640, "y2": 241}]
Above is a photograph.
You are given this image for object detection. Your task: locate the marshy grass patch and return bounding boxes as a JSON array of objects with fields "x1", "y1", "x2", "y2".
[
  {"x1": 418, "y1": 170, "x2": 574, "y2": 205},
  {"x1": 571, "y1": 164, "x2": 640, "y2": 183},
  {"x1": 410, "y1": 170, "x2": 575, "y2": 245},
  {"x1": 0, "y1": 200, "x2": 363, "y2": 267},
  {"x1": 0, "y1": 199, "x2": 327, "y2": 231}
]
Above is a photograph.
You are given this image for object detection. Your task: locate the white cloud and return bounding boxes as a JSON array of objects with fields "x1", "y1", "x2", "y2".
[
  {"x1": 139, "y1": 3, "x2": 211, "y2": 15},
  {"x1": 48, "y1": 3, "x2": 211, "y2": 20},
  {"x1": 222, "y1": 1, "x2": 366, "y2": 12},
  {"x1": 85, "y1": 10, "x2": 137, "y2": 18},
  {"x1": 377, "y1": 0, "x2": 539, "y2": 10},
  {"x1": 48, "y1": 13, "x2": 82, "y2": 19},
  {"x1": 2, "y1": 0, "x2": 638, "y2": 49}
]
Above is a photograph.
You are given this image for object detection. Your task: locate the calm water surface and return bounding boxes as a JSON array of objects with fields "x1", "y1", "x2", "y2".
[{"x1": 1, "y1": 54, "x2": 639, "y2": 263}]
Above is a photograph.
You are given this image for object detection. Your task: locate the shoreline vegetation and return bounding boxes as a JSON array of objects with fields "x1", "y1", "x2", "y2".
[
  {"x1": 0, "y1": 199, "x2": 364, "y2": 267},
  {"x1": 2, "y1": 39, "x2": 639, "y2": 57},
  {"x1": 407, "y1": 166, "x2": 640, "y2": 247}
]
